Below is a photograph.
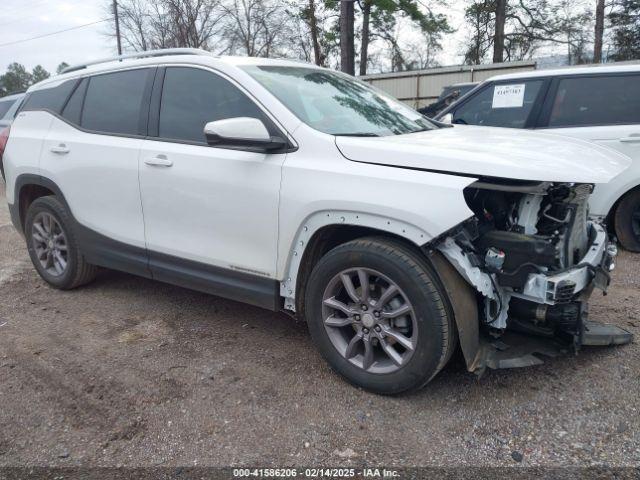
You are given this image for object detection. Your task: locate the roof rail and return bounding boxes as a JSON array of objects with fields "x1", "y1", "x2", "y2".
[{"x1": 60, "y1": 48, "x2": 212, "y2": 74}]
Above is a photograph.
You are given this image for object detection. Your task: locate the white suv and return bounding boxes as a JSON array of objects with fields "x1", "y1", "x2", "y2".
[{"x1": 1, "y1": 49, "x2": 633, "y2": 394}]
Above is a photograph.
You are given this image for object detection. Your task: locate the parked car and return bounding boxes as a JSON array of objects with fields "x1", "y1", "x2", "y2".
[
  {"x1": 418, "y1": 82, "x2": 478, "y2": 118},
  {"x1": 436, "y1": 64, "x2": 640, "y2": 252},
  {"x1": 2, "y1": 50, "x2": 632, "y2": 394},
  {"x1": 0, "y1": 92, "x2": 25, "y2": 180}
]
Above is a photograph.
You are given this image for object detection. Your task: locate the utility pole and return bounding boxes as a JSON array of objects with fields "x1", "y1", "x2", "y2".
[
  {"x1": 340, "y1": 0, "x2": 355, "y2": 75},
  {"x1": 113, "y1": 0, "x2": 122, "y2": 56}
]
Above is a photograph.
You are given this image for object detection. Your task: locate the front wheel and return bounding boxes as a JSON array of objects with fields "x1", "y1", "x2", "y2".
[
  {"x1": 614, "y1": 189, "x2": 640, "y2": 252},
  {"x1": 304, "y1": 237, "x2": 456, "y2": 394}
]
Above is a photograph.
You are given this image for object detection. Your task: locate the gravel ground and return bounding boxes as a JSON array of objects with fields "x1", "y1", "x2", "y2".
[{"x1": 0, "y1": 180, "x2": 638, "y2": 468}]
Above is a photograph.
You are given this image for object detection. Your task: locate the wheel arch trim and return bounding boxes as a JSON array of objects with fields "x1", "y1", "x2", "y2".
[
  {"x1": 610, "y1": 181, "x2": 640, "y2": 215},
  {"x1": 10, "y1": 173, "x2": 70, "y2": 234},
  {"x1": 590, "y1": 179, "x2": 640, "y2": 222},
  {"x1": 280, "y1": 210, "x2": 433, "y2": 311}
]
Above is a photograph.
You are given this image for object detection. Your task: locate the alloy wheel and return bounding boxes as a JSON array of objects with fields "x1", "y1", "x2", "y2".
[
  {"x1": 31, "y1": 212, "x2": 69, "y2": 277},
  {"x1": 321, "y1": 267, "x2": 417, "y2": 374}
]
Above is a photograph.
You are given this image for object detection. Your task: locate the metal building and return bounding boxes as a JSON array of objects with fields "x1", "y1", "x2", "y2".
[{"x1": 360, "y1": 60, "x2": 537, "y2": 109}]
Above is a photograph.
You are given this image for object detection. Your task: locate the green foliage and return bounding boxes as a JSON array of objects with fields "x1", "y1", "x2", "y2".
[
  {"x1": 461, "y1": 0, "x2": 594, "y2": 64},
  {"x1": 56, "y1": 62, "x2": 70, "y2": 74},
  {"x1": 369, "y1": 0, "x2": 450, "y2": 39},
  {"x1": 609, "y1": 0, "x2": 640, "y2": 61},
  {"x1": 0, "y1": 63, "x2": 59, "y2": 97},
  {"x1": 463, "y1": 1, "x2": 495, "y2": 64},
  {"x1": 364, "y1": 0, "x2": 451, "y2": 72},
  {"x1": 292, "y1": 0, "x2": 340, "y2": 66},
  {"x1": 31, "y1": 65, "x2": 51, "y2": 83},
  {"x1": 0, "y1": 63, "x2": 33, "y2": 95}
]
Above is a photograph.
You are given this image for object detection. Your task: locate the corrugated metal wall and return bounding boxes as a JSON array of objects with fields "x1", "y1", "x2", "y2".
[{"x1": 360, "y1": 61, "x2": 537, "y2": 109}]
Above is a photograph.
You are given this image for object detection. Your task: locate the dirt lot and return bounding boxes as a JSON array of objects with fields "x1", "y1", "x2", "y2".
[{"x1": 0, "y1": 180, "x2": 639, "y2": 468}]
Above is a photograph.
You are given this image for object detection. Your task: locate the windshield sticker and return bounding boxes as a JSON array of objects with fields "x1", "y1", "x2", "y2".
[{"x1": 492, "y1": 84, "x2": 525, "y2": 108}]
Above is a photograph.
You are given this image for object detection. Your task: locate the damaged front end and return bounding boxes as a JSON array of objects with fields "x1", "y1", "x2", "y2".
[{"x1": 433, "y1": 179, "x2": 632, "y2": 374}]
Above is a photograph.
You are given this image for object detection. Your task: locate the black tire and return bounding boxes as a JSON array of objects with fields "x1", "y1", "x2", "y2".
[
  {"x1": 614, "y1": 189, "x2": 640, "y2": 252},
  {"x1": 304, "y1": 237, "x2": 457, "y2": 395},
  {"x1": 25, "y1": 196, "x2": 98, "y2": 289}
]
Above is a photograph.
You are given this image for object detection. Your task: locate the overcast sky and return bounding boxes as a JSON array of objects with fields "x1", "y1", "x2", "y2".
[
  {"x1": 0, "y1": 0, "x2": 469, "y2": 75},
  {"x1": 0, "y1": 0, "x2": 115, "y2": 73}
]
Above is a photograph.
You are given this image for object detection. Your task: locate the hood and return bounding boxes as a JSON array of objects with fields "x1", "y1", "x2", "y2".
[{"x1": 335, "y1": 125, "x2": 631, "y2": 183}]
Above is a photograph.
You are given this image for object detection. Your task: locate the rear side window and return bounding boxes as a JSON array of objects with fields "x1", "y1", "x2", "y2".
[
  {"x1": 81, "y1": 69, "x2": 149, "y2": 135},
  {"x1": 21, "y1": 80, "x2": 77, "y2": 114},
  {"x1": 452, "y1": 80, "x2": 544, "y2": 128},
  {"x1": 158, "y1": 67, "x2": 267, "y2": 143},
  {"x1": 548, "y1": 75, "x2": 640, "y2": 127}
]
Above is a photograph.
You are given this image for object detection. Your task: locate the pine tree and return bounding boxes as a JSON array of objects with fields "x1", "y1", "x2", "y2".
[
  {"x1": 0, "y1": 63, "x2": 33, "y2": 95},
  {"x1": 31, "y1": 65, "x2": 50, "y2": 84},
  {"x1": 609, "y1": 0, "x2": 640, "y2": 61}
]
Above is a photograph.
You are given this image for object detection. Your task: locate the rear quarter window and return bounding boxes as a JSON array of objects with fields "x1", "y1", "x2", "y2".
[
  {"x1": 547, "y1": 74, "x2": 640, "y2": 127},
  {"x1": 21, "y1": 80, "x2": 77, "y2": 114}
]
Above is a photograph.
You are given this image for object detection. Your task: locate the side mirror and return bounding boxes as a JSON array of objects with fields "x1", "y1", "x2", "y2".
[
  {"x1": 441, "y1": 113, "x2": 453, "y2": 125},
  {"x1": 204, "y1": 117, "x2": 286, "y2": 152}
]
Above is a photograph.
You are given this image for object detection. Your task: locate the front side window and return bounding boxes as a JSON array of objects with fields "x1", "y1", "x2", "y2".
[
  {"x1": 452, "y1": 80, "x2": 544, "y2": 128},
  {"x1": 158, "y1": 67, "x2": 267, "y2": 143},
  {"x1": 242, "y1": 65, "x2": 435, "y2": 136},
  {"x1": 81, "y1": 69, "x2": 149, "y2": 135},
  {"x1": 548, "y1": 75, "x2": 640, "y2": 127}
]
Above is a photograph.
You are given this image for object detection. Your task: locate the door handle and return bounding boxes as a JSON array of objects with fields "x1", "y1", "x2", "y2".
[
  {"x1": 50, "y1": 144, "x2": 70, "y2": 154},
  {"x1": 619, "y1": 136, "x2": 640, "y2": 143},
  {"x1": 144, "y1": 155, "x2": 173, "y2": 167}
]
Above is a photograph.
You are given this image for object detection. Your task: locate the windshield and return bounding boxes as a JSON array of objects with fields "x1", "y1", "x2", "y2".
[{"x1": 242, "y1": 65, "x2": 436, "y2": 136}]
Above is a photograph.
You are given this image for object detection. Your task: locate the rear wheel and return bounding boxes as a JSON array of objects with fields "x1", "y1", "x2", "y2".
[
  {"x1": 25, "y1": 196, "x2": 98, "y2": 289},
  {"x1": 304, "y1": 237, "x2": 456, "y2": 394},
  {"x1": 614, "y1": 189, "x2": 640, "y2": 252}
]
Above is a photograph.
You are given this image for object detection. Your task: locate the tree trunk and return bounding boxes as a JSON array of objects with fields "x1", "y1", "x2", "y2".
[
  {"x1": 340, "y1": 0, "x2": 355, "y2": 75},
  {"x1": 493, "y1": 0, "x2": 507, "y2": 63},
  {"x1": 359, "y1": 0, "x2": 371, "y2": 75},
  {"x1": 594, "y1": 0, "x2": 605, "y2": 63},
  {"x1": 308, "y1": 0, "x2": 323, "y2": 66}
]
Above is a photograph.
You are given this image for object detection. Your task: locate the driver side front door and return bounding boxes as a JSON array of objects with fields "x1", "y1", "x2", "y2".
[{"x1": 138, "y1": 66, "x2": 286, "y2": 308}]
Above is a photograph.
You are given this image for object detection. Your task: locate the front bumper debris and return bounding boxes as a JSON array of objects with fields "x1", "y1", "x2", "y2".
[
  {"x1": 476, "y1": 320, "x2": 633, "y2": 373},
  {"x1": 471, "y1": 221, "x2": 633, "y2": 374},
  {"x1": 512, "y1": 222, "x2": 614, "y2": 305}
]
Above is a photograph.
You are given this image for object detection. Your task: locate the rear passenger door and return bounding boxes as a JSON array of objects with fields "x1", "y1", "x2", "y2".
[
  {"x1": 538, "y1": 73, "x2": 640, "y2": 216},
  {"x1": 40, "y1": 68, "x2": 154, "y2": 270}
]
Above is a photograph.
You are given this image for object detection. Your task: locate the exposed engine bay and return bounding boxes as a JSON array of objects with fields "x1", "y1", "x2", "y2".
[{"x1": 434, "y1": 178, "x2": 627, "y2": 370}]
